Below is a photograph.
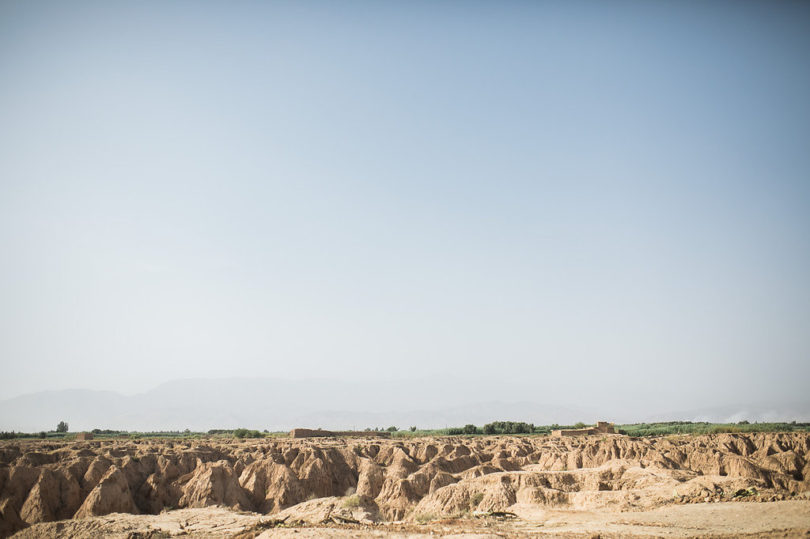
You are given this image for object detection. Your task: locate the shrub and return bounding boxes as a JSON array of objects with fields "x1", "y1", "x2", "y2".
[
  {"x1": 56, "y1": 421, "x2": 69, "y2": 433},
  {"x1": 91, "y1": 429, "x2": 124, "y2": 435},
  {"x1": 410, "y1": 426, "x2": 417, "y2": 432},
  {"x1": 343, "y1": 495, "x2": 361, "y2": 508},
  {"x1": 481, "y1": 421, "x2": 534, "y2": 435},
  {"x1": 387, "y1": 426, "x2": 398, "y2": 432},
  {"x1": 709, "y1": 425, "x2": 742, "y2": 434},
  {"x1": 414, "y1": 512, "x2": 436, "y2": 523},
  {"x1": 470, "y1": 492, "x2": 484, "y2": 507},
  {"x1": 233, "y1": 428, "x2": 264, "y2": 439}
]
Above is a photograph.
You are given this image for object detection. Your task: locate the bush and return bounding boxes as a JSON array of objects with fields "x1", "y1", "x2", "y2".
[
  {"x1": 233, "y1": 428, "x2": 264, "y2": 439},
  {"x1": 463, "y1": 424, "x2": 478, "y2": 435},
  {"x1": 387, "y1": 426, "x2": 398, "y2": 432},
  {"x1": 410, "y1": 426, "x2": 417, "y2": 432},
  {"x1": 56, "y1": 421, "x2": 69, "y2": 433},
  {"x1": 481, "y1": 421, "x2": 534, "y2": 435},
  {"x1": 343, "y1": 495, "x2": 361, "y2": 508},
  {"x1": 709, "y1": 425, "x2": 742, "y2": 434}
]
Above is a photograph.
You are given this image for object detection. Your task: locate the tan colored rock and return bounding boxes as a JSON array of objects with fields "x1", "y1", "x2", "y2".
[
  {"x1": 20, "y1": 469, "x2": 60, "y2": 523},
  {"x1": 356, "y1": 459, "x2": 384, "y2": 499},
  {"x1": 0, "y1": 431, "x2": 809, "y2": 537},
  {"x1": 0, "y1": 496, "x2": 26, "y2": 537},
  {"x1": 179, "y1": 460, "x2": 251, "y2": 510},
  {"x1": 74, "y1": 465, "x2": 137, "y2": 519}
]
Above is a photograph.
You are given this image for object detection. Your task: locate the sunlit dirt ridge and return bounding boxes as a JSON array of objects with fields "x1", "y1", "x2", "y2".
[{"x1": 1, "y1": 433, "x2": 808, "y2": 537}]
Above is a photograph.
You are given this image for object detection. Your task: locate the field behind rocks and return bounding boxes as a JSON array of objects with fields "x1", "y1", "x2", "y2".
[{"x1": 1, "y1": 432, "x2": 810, "y2": 537}]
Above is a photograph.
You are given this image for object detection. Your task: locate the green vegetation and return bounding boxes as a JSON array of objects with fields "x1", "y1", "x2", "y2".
[
  {"x1": 414, "y1": 512, "x2": 437, "y2": 524},
  {"x1": 233, "y1": 428, "x2": 265, "y2": 439},
  {"x1": 393, "y1": 420, "x2": 810, "y2": 438},
  {"x1": 56, "y1": 421, "x2": 69, "y2": 433},
  {"x1": 1, "y1": 431, "x2": 73, "y2": 440},
  {"x1": 91, "y1": 429, "x2": 124, "y2": 435},
  {"x1": 732, "y1": 486, "x2": 758, "y2": 498},
  {"x1": 617, "y1": 421, "x2": 810, "y2": 437},
  {"x1": 448, "y1": 424, "x2": 481, "y2": 435},
  {"x1": 342, "y1": 494, "x2": 361, "y2": 508},
  {"x1": 482, "y1": 421, "x2": 535, "y2": 434},
  {"x1": 2, "y1": 421, "x2": 808, "y2": 443}
]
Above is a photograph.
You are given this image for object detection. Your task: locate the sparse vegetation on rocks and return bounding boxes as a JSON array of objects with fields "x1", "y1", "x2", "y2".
[{"x1": 342, "y1": 495, "x2": 361, "y2": 508}]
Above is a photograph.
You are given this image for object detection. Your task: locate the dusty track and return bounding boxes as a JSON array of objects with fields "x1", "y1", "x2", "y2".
[{"x1": 1, "y1": 433, "x2": 809, "y2": 537}]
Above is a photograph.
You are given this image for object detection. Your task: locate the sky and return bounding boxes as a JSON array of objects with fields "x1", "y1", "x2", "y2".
[{"x1": 1, "y1": 1, "x2": 809, "y2": 410}]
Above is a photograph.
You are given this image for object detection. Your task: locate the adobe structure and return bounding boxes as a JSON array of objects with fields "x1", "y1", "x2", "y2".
[
  {"x1": 552, "y1": 421, "x2": 615, "y2": 437},
  {"x1": 74, "y1": 432, "x2": 94, "y2": 441},
  {"x1": 289, "y1": 428, "x2": 392, "y2": 439}
]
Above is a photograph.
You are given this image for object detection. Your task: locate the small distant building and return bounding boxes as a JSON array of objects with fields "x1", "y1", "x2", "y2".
[
  {"x1": 552, "y1": 421, "x2": 615, "y2": 437},
  {"x1": 75, "y1": 432, "x2": 94, "y2": 441}
]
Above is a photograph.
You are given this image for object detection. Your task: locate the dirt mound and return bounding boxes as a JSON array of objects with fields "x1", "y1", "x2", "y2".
[
  {"x1": 73, "y1": 466, "x2": 136, "y2": 519},
  {"x1": 179, "y1": 459, "x2": 252, "y2": 510},
  {"x1": 0, "y1": 433, "x2": 808, "y2": 537}
]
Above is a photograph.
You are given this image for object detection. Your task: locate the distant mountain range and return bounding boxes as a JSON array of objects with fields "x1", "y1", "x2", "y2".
[{"x1": 0, "y1": 377, "x2": 808, "y2": 432}]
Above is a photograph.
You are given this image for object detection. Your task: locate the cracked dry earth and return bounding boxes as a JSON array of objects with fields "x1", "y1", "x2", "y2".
[{"x1": 2, "y1": 433, "x2": 810, "y2": 537}]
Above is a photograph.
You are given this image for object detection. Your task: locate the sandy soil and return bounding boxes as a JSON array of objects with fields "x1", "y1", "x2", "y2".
[
  {"x1": 11, "y1": 500, "x2": 810, "y2": 538},
  {"x1": 2, "y1": 433, "x2": 809, "y2": 537}
]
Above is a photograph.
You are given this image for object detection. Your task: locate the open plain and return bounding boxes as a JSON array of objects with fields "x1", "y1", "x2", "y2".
[{"x1": 2, "y1": 433, "x2": 810, "y2": 537}]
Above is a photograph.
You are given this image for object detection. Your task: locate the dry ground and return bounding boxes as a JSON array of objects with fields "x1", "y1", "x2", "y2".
[
  {"x1": 10, "y1": 501, "x2": 810, "y2": 538},
  {"x1": 2, "y1": 433, "x2": 810, "y2": 537}
]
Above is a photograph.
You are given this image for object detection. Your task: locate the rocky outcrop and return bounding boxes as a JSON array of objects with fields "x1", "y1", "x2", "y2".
[
  {"x1": 73, "y1": 466, "x2": 136, "y2": 519},
  {"x1": 178, "y1": 460, "x2": 251, "y2": 510},
  {"x1": 0, "y1": 433, "x2": 808, "y2": 537}
]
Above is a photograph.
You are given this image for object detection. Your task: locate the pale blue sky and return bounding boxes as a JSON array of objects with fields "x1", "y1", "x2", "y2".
[{"x1": 1, "y1": 1, "x2": 808, "y2": 410}]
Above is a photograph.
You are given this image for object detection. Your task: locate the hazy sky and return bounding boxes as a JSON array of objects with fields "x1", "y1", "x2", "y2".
[{"x1": 1, "y1": 1, "x2": 808, "y2": 407}]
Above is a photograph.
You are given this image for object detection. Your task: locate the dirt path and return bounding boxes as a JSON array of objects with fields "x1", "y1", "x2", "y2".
[{"x1": 506, "y1": 500, "x2": 810, "y2": 537}]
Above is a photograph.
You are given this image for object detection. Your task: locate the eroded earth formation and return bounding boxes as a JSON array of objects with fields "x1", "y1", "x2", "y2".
[{"x1": 1, "y1": 433, "x2": 809, "y2": 537}]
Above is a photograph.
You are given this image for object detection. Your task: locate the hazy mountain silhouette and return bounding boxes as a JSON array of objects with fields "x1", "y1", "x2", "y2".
[
  {"x1": 0, "y1": 377, "x2": 591, "y2": 431},
  {"x1": 1, "y1": 377, "x2": 807, "y2": 432}
]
